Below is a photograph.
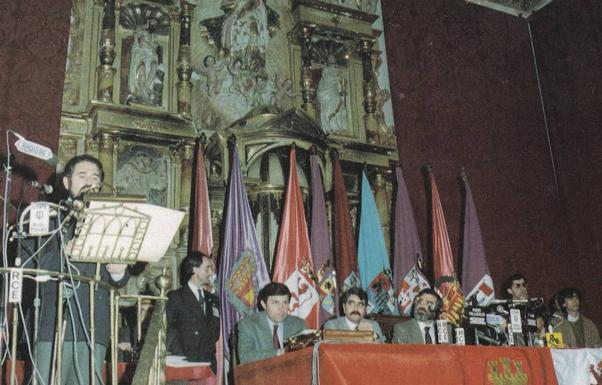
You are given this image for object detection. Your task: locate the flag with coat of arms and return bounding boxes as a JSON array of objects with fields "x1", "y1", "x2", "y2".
[
  {"x1": 391, "y1": 166, "x2": 430, "y2": 315},
  {"x1": 272, "y1": 146, "x2": 320, "y2": 329}
]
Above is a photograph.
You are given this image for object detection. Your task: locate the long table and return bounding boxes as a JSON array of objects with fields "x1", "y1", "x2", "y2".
[
  {"x1": 234, "y1": 343, "x2": 559, "y2": 385},
  {"x1": 0, "y1": 360, "x2": 215, "y2": 384}
]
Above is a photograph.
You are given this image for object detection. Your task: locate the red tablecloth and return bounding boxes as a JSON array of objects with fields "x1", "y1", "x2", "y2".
[
  {"x1": 1, "y1": 360, "x2": 215, "y2": 384},
  {"x1": 234, "y1": 344, "x2": 560, "y2": 385}
]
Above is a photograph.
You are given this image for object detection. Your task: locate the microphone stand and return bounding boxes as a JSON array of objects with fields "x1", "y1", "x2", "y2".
[{"x1": 32, "y1": 235, "x2": 42, "y2": 385}]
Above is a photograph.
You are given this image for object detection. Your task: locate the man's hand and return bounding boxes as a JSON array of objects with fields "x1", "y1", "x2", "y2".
[
  {"x1": 106, "y1": 264, "x2": 128, "y2": 274},
  {"x1": 118, "y1": 342, "x2": 133, "y2": 352},
  {"x1": 357, "y1": 321, "x2": 375, "y2": 333}
]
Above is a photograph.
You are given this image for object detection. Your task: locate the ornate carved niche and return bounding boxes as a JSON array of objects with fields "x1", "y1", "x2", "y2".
[
  {"x1": 115, "y1": 143, "x2": 169, "y2": 206},
  {"x1": 118, "y1": 3, "x2": 172, "y2": 109}
]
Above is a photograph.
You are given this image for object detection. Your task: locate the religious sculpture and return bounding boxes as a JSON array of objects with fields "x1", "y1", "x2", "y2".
[
  {"x1": 220, "y1": 0, "x2": 269, "y2": 68},
  {"x1": 271, "y1": 75, "x2": 295, "y2": 110},
  {"x1": 197, "y1": 55, "x2": 226, "y2": 96},
  {"x1": 115, "y1": 147, "x2": 168, "y2": 206},
  {"x1": 128, "y1": 25, "x2": 163, "y2": 105},
  {"x1": 317, "y1": 55, "x2": 349, "y2": 133}
]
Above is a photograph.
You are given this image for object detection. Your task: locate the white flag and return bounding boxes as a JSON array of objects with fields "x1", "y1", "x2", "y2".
[{"x1": 551, "y1": 348, "x2": 602, "y2": 385}]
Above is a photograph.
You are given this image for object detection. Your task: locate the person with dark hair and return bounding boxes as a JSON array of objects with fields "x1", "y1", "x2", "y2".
[
  {"x1": 237, "y1": 282, "x2": 305, "y2": 364},
  {"x1": 550, "y1": 287, "x2": 601, "y2": 348},
  {"x1": 22, "y1": 154, "x2": 129, "y2": 385},
  {"x1": 62, "y1": 154, "x2": 106, "y2": 184},
  {"x1": 322, "y1": 287, "x2": 384, "y2": 342},
  {"x1": 392, "y1": 288, "x2": 451, "y2": 344},
  {"x1": 166, "y1": 253, "x2": 220, "y2": 371},
  {"x1": 502, "y1": 273, "x2": 528, "y2": 300}
]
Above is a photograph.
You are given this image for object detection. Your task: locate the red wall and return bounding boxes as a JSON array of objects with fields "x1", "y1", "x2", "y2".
[
  {"x1": 382, "y1": 0, "x2": 601, "y2": 325},
  {"x1": 0, "y1": 1, "x2": 71, "y2": 206}
]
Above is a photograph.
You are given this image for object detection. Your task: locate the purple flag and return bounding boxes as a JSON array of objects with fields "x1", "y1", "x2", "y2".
[
  {"x1": 309, "y1": 153, "x2": 337, "y2": 322},
  {"x1": 461, "y1": 171, "x2": 494, "y2": 305},
  {"x1": 392, "y1": 167, "x2": 430, "y2": 316},
  {"x1": 217, "y1": 144, "x2": 271, "y2": 362},
  {"x1": 392, "y1": 167, "x2": 423, "y2": 284}
]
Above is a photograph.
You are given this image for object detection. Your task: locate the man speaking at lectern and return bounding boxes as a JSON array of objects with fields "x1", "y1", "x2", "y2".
[{"x1": 22, "y1": 154, "x2": 129, "y2": 385}]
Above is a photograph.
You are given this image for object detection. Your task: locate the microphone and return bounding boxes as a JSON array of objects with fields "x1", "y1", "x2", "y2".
[
  {"x1": 496, "y1": 305, "x2": 509, "y2": 315},
  {"x1": 489, "y1": 297, "x2": 543, "y2": 306},
  {"x1": 13, "y1": 133, "x2": 58, "y2": 166},
  {"x1": 30, "y1": 181, "x2": 53, "y2": 195}
]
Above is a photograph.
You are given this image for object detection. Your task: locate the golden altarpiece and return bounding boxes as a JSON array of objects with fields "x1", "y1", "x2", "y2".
[{"x1": 58, "y1": 0, "x2": 399, "y2": 293}]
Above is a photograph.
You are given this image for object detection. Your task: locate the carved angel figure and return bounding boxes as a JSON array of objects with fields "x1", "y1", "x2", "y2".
[
  {"x1": 197, "y1": 55, "x2": 226, "y2": 96},
  {"x1": 271, "y1": 75, "x2": 295, "y2": 110}
]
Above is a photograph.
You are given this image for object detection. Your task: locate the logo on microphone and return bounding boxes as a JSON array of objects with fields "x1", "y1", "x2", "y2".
[{"x1": 15, "y1": 138, "x2": 54, "y2": 161}]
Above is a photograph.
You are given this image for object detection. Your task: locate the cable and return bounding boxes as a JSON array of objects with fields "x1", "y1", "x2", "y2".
[
  {"x1": 19, "y1": 304, "x2": 47, "y2": 385},
  {"x1": 528, "y1": 21, "x2": 559, "y2": 195}
]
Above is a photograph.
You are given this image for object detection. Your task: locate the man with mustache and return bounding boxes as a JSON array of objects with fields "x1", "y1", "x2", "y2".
[
  {"x1": 22, "y1": 154, "x2": 129, "y2": 385},
  {"x1": 323, "y1": 287, "x2": 384, "y2": 342},
  {"x1": 392, "y1": 288, "x2": 451, "y2": 344}
]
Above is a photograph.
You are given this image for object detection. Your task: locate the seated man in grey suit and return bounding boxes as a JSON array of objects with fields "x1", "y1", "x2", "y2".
[
  {"x1": 323, "y1": 287, "x2": 384, "y2": 342},
  {"x1": 237, "y1": 282, "x2": 306, "y2": 364},
  {"x1": 392, "y1": 288, "x2": 451, "y2": 344}
]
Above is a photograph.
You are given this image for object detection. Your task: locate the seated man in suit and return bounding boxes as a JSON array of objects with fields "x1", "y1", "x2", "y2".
[
  {"x1": 166, "y1": 253, "x2": 220, "y2": 372},
  {"x1": 392, "y1": 288, "x2": 451, "y2": 344},
  {"x1": 237, "y1": 282, "x2": 306, "y2": 364},
  {"x1": 323, "y1": 287, "x2": 384, "y2": 342}
]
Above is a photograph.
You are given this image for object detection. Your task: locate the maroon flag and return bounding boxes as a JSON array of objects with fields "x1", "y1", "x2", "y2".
[
  {"x1": 309, "y1": 153, "x2": 337, "y2": 322},
  {"x1": 460, "y1": 171, "x2": 494, "y2": 306},
  {"x1": 332, "y1": 154, "x2": 359, "y2": 291},
  {"x1": 428, "y1": 167, "x2": 464, "y2": 326},
  {"x1": 190, "y1": 140, "x2": 213, "y2": 256},
  {"x1": 273, "y1": 147, "x2": 319, "y2": 329}
]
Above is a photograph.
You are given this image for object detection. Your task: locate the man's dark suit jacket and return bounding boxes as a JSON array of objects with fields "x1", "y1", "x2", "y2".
[
  {"x1": 166, "y1": 285, "x2": 220, "y2": 370},
  {"x1": 22, "y1": 219, "x2": 129, "y2": 348}
]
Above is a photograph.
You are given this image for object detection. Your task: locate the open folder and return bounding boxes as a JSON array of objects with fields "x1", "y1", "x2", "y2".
[{"x1": 68, "y1": 197, "x2": 185, "y2": 264}]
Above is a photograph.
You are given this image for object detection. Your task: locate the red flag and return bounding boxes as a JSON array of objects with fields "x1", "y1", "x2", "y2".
[
  {"x1": 332, "y1": 154, "x2": 359, "y2": 291},
  {"x1": 190, "y1": 141, "x2": 213, "y2": 256},
  {"x1": 272, "y1": 147, "x2": 319, "y2": 329},
  {"x1": 428, "y1": 167, "x2": 464, "y2": 326}
]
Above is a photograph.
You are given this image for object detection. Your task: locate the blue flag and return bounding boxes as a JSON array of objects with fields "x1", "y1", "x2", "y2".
[{"x1": 357, "y1": 171, "x2": 398, "y2": 315}]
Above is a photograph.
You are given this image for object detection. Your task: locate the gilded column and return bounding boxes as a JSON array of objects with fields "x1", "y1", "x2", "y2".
[
  {"x1": 298, "y1": 25, "x2": 316, "y2": 119},
  {"x1": 176, "y1": 1, "x2": 194, "y2": 117},
  {"x1": 360, "y1": 39, "x2": 379, "y2": 144},
  {"x1": 98, "y1": 132, "x2": 117, "y2": 185},
  {"x1": 58, "y1": 135, "x2": 79, "y2": 167},
  {"x1": 97, "y1": 0, "x2": 117, "y2": 102},
  {"x1": 178, "y1": 141, "x2": 194, "y2": 246}
]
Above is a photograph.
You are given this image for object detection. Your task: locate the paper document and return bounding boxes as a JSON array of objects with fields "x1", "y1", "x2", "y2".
[{"x1": 166, "y1": 355, "x2": 211, "y2": 367}]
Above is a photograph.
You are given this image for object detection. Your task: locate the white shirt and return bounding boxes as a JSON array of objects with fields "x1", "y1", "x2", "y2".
[
  {"x1": 266, "y1": 317, "x2": 284, "y2": 348},
  {"x1": 187, "y1": 281, "x2": 204, "y2": 301},
  {"x1": 344, "y1": 317, "x2": 360, "y2": 331}
]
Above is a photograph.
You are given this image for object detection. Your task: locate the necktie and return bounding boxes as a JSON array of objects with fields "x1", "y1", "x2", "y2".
[
  {"x1": 198, "y1": 289, "x2": 206, "y2": 316},
  {"x1": 272, "y1": 324, "x2": 281, "y2": 349},
  {"x1": 424, "y1": 326, "x2": 433, "y2": 344}
]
